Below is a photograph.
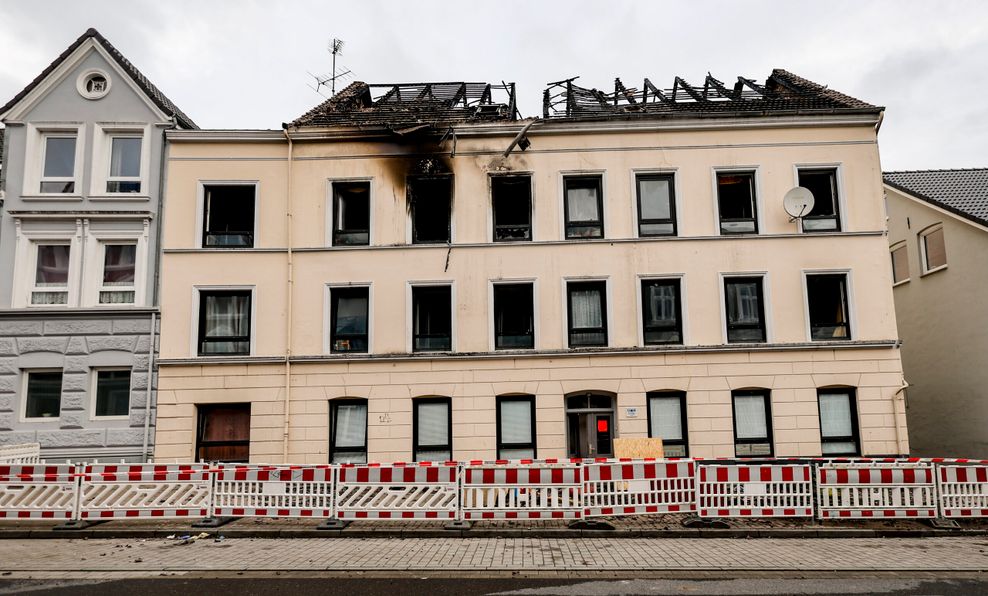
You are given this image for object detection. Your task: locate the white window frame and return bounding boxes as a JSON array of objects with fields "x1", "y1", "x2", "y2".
[
  {"x1": 91, "y1": 124, "x2": 152, "y2": 198},
  {"x1": 89, "y1": 367, "x2": 133, "y2": 421},
  {"x1": 719, "y1": 271, "x2": 772, "y2": 344},
  {"x1": 561, "y1": 275, "x2": 611, "y2": 349},
  {"x1": 635, "y1": 273, "x2": 688, "y2": 346},
  {"x1": 801, "y1": 269, "x2": 856, "y2": 343},
  {"x1": 792, "y1": 162, "x2": 846, "y2": 233},
  {"x1": 406, "y1": 280, "x2": 456, "y2": 353},
  {"x1": 196, "y1": 181, "x2": 260, "y2": 249},
  {"x1": 918, "y1": 223, "x2": 948, "y2": 275},
  {"x1": 630, "y1": 168, "x2": 680, "y2": 239},
  {"x1": 11, "y1": 219, "x2": 84, "y2": 308},
  {"x1": 190, "y1": 285, "x2": 258, "y2": 358},
  {"x1": 488, "y1": 278, "x2": 538, "y2": 352},
  {"x1": 23, "y1": 123, "x2": 85, "y2": 198},
  {"x1": 82, "y1": 220, "x2": 150, "y2": 307},
  {"x1": 323, "y1": 282, "x2": 374, "y2": 355},
  {"x1": 20, "y1": 368, "x2": 63, "y2": 423},
  {"x1": 711, "y1": 166, "x2": 762, "y2": 236},
  {"x1": 890, "y1": 241, "x2": 910, "y2": 286}
]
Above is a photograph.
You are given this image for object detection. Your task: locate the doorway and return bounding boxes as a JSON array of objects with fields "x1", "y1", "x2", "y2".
[{"x1": 565, "y1": 393, "x2": 615, "y2": 458}]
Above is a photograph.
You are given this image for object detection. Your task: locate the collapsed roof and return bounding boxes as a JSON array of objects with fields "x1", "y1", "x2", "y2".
[{"x1": 884, "y1": 169, "x2": 988, "y2": 229}]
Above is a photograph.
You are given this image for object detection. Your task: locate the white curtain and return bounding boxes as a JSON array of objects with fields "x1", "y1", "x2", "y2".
[
  {"x1": 649, "y1": 396, "x2": 683, "y2": 441},
  {"x1": 109, "y1": 137, "x2": 141, "y2": 178},
  {"x1": 500, "y1": 400, "x2": 532, "y2": 444},
  {"x1": 417, "y1": 402, "x2": 449, "y2": 446},
  {"x1": 570, "y1": 289, "x2": 602, "y2": 329},
  {"x1": 334, "y1": 403, "x2": 367, "y2": 448},
  {"x1": 734, "y1": 394, "x2": 768, "y2": 439},
  {"x1": 206, "y1": 295, "x2": 248, "y2": 337},
  {"x1": 566, "y1": 187, "x2": 599, "y2": 222},
  {"x1": 819, "y1": 392, "x2": 853, "y2": 438}
]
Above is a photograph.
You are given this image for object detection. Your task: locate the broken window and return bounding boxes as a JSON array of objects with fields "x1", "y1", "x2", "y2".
[
  {"x1": 332, "y1": 181, "x2": 370, "y2": 246},
  {"x1": 648, "y1": 391, "x2": 688, "y2": 457},
  {"x1": 497, "y1": 395, "x2": 536, "y2": 460},
  {"x1": 567, "y1": 281, "x2": 607, "y2": 347},
  {"x1": 920, "y1": 225, "x2": 947, "y2": 272},
  {"x1": 196, "y1": 403, "x2": 250, "y2": 463},
  {"x1": 330, "y1": 399, "x2": 368, "y2": 464},
  {"x1": 641, "y1": 279, "x2": 682, "y2": 345},
  {"x1": 818, "y1": 389, "x2": 859, "y2": 456},
  {"x1": 564, "y1": 176, "x2": 604, "y2": 239},
  {"x1": 203, "y1": 185, "x2": 255, "y2": 248},
  {"x1": 491, "y1": 176, "x2": 532, "y2": 242},
  {"x1": 198, "y1": 290, "x2": 251, "y2": 356},
  {"x1": 412, "y1": 285, "x2": 452, "y2": 351},
  {"x1": 94, "y1": 369, "x2": 131, "y2": 417},
  {"x1": 806, "y1": 274, "x2": 850, "y2": 341},
  {"x1": 732, "y1": 390, "x2": 773, "y2": 457},
  {"x1": 414, "y1": 397, "x2": 452, "y2": 462},
  {"x1": 409, "y1": 176, "x2": 451, "y2": 244},
  {"x1": 798, "y1": 169, "x2": 841, "y2": 231},
  {"x1": 890, "y1": 243, "x2": 909, "y2": 284},
  {"x1": 636, "y1": 174, "x2": 677, "y2": 236},
  {"x1": 493, "y1": 283, "x2": 534, "y2": 349},
  {"x1": 717, "y1": 172, "x2": 758, "y2": 234},
  {"x1": 330, "y1": 286, "x2": 369, "y2": 353},
  {"x1": 24, "y1": 371, "x2": 62, "y2": 419},
  {"x1": 724, "y1": 277, "x2": 766, "y2": 343}
]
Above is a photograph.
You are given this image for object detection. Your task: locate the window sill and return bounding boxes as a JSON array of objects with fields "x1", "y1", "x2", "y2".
[
  {"x1": 88, "y1": 194, "x2": 152, "y2": 201},
  {"x1": 920, "y1": 264, "x2": 948, "y2": 278},
  {"x1": 90, "y1": 415, "x2": 130, "y2": 422},
  {"x1": 892, "y1": 279, "x2": 910, "y2": 288},
  {"x1": 21, "y1": 417, "x2": 60, "y2": 423},
  {"x1": 20, "y1": 194, "x2": 84, "y2": 201}
]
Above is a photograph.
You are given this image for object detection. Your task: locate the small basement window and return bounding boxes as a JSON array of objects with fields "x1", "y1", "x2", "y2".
[
  {"x1": 798, "y1": 168, "x2": 841, "y2": 231},
  {"x1": 409, "y1": 176, "x2": 451, "y2": 244},
  {"x1": 203, "y1": 185, "x2": 255, "y2": 248},
  {"x1": 332, "y1": 181, "x2": 370, "y2": 246},
  {"x1": 717, "y1": 172, "x2": 758, "y2": 234},
  {"x1": 806, "y1": 274, "x2": 851, "y2": 341},
  {"x1": 491, "y1": 176, "x2": 532, "y2": 241}
]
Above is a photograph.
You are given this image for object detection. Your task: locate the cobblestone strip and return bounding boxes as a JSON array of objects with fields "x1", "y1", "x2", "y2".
[{"x1": 0, "y1": 537, "x2": 985, "y2": 572}]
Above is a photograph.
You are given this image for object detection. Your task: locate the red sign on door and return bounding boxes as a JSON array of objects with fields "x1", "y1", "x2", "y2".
[{"x1": 597, "y1": 419, "x2": 609, "y2": 433}]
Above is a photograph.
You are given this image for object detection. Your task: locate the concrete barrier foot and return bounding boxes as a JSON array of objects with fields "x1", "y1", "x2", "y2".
[
  {"x1": 317, "y1": 518, "x2": 350, "y2": 530},
  {"x1": 444, "y1": 520, "x2": 472, "y2": 530},
  {"x1": 192, "y1": 516, "x2": 238, "y2": 528}
]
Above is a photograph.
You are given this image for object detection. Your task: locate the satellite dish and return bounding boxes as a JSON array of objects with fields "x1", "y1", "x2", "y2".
[{"x1": 783, "y1": 187, "x2": 815, "y2": 221}]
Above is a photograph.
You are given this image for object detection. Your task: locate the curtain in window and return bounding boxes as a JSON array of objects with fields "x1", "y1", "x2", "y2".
[
  {"x1": 205, "y1": 294, "x2": 249, "y2": 337},
  {"x1": 35, "y1": 245, "x2": 70, "y2": 285},
  {"x1": 417, "y1": 402, "x2": 449, "y2": 446},
  {"x1": 103, "y1": 245, "x2": 136, "y2": 285},
  {"x1": 819, "y1": 392, "x2": 853, "y2": 438},
  {"x1": 638, "y1": 178, "x2": 671, "y2": 219},
  {"x1": 109, "y1": 137, "x2": 141, "y2": 178},
  {"x1": 500, "y1": 400, "x2": 532, "y2": 444},
  {"x1": 335, "y1": 295, "x2": 368, "y2": 334},
  {"x1": 649, "y1": 396, "x2": 683, "y2": 441},
  {"x1": 570, "y1": 289, "x2": 602, "y2": 329},
  {"x1": 334, "y1": 403, "x2": 367, "y2": 448},
  {"x1": 734, "y1": 394, "x2": 768, "y2": 439},
  {"x1": 566, "y1": 187, "x2": 599, "y2": 222}
]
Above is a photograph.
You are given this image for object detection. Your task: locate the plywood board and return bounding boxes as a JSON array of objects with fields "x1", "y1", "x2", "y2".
[{"x1": 613, "y1": 437, "x2": 664, "y2": 459}]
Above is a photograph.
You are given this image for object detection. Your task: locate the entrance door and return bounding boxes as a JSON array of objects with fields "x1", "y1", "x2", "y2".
[{"x1": 566, "y1": 394, "x2": 614, "y2": 458}]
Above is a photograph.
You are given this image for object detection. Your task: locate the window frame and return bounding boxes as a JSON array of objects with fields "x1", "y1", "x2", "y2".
[
  {"x1": 722, "y1": 274, "x2": 769, "y2": 344},
  {"x1": 329, "y1": 178, "x2": 372, "y2": 247},
  {"x1": 20, "y1": 369, "x2": 63, "y2": 422},
  {"x1": 25, "y1": 124, "x2": 85, "y2": 198},
  {"x1": 565, "y1": 279, "x2": 609, "y2": 348},
  {"x1": 919, "y1": 224, "x2": 947, "y2": 275},
  {"x1": 490, "y1": 173, "x2": 534, "y2": 243},
  {"x1": 714, "y1": 168, "x2": 760, "y2": 235},
  {"x1": 329, "y1": 398, "x2": 369, "y2": 463},
  {"x1": 562, "y1": 173, "x2": 605, "y2": 240},
  {"x1": 817, "y1": 387, "x2": 861, "y2": 456},
  {"x1": 28, "y1": 240, "x2": 74, "y2": 307},
  {"x1": 196, "y1": 181, "x2": 259, "y2": 249},
  {"x1": 803, "y1": 271, "x2": 853, "y2": 342},
  {"x1": 194, "y1": 286, "x2": 255, "y2": 357},
  {"x1": 492, "y1": 280, "x2": 535, "y2": 351},
  {"x1": 408, "y1": 174, "x2": 453, "y2": 245},
  {"x1": 496, "y1": 394, "x2": 537, "y2": 460},
  {"x1": 412, "y1": 396, "x2": 453, "y2": 462},
  {"x1": 327, "y1": 284, "x2": 371, "y2": 354},
  {"x1": 409, "y1": 282, "x2": 454, "y2": 353},
  {"x1": 92, "y1": 240, "x2": 141, "y2": 307},
  {"x1": 646, "y1": 390, "x2": 689, "y2": 457},
  {"x1": 795, "y1": 165, "x2": 843, "y2": 233},
  {"x1": 890, "y1": 241, "x2": 910, "y2": 286},
  {"x1": 731, "y1": 389, "x2": 774, "y2": 457},
  {"x1": 195, "y1": 403, "x2": 251, "y2": 463},
  {"x1": 634, "y1": 172, "x2": 678, "y2": 237},
  {"x1": 91, "y1": 124, "x2": 151, "y2": 197},
  {"x1": 90, "y1": 367, "x2": 132, "y2": 420},
  {"x1": 639, "y1": 277, "x2": 684, "y2": 346}
]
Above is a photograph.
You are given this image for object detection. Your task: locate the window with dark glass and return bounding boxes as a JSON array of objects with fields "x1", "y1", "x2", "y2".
[
  {"x1": 563, "y1": 176, "x2": 604, "y2": 239},
  {"x1": 492, "y1": 175, "x2": 532, "y2": 241},
  {"x1": 99, "y1": 244, "x2": 136, "y2": 304},
  {"x1": 196, "y1": 403, "x2": 250, "y2": 462},
  {"x1": 409, "y1": 176, "x2": 451, "y2": 244},
  {"x1": 413, "y1": 397, "x2": 451, "y2": 462},
  {"x1": 412, "y1": 286, "x2": 452, "y2": 352},
  {"x1": 891, "y1": 243, "x2": 909, "y2": 284},
  {"x1": 724, "y1": 277, "x2": 766, "y2": 343},
  {"x1": 330, "y1": 399, "x2": 368, "y2": 463},
  {"x1": 202, "y1": 185, "x2": 255, "y2": 248},
  {"x1": 94, "y1": 370, "x2": 131, "y2": 417},
  {"x1": 330, "y1": 287, "x2": 369, "y2": 353},
  {"x1": 636, "y1": 174, "x2": 676, "y2": 236},
  {"x1": 198, "y1": 290, "x2": 251, "y2": 356},
  {"x1": 332, "y1": 181, "x2": 370, "y2": 246},
  {"x1": 921, "y1": 226, "x2": 947, "y2": 271},
  {"x1": 31, "y1": 244, "x2": 70, "y2": 305},
  {"x1": 106, "y1": 136, "x2": 142, "y2": 193},
  {"x1": 798, "y1": 169, "x2": 841, "y2": 231},
  {"x1": 567, "y1": 281, "x2": 607, "y2": 347},
  {"x1": 717, "y1": 172, "x2": 758, "y2": 234},
  {"x1": 40, "y1": 135, "x2": 76, "y2": 193},
  {"x1": 641, "y1": 279, "x2": 682, "y2": 345},
  {"x1": 732, "y1": 390, "x2": 773, "y2": 457},
  {"x1": 493, "y1": 283, "x2": 534, "y2": 349},
  {"x1": 497, "y1": 395, "x2": 536, "y2": 460},
  {"x1": 818, "y1": 389, "x2": 859, "y2": 456},
  {"x1": 24, "y1": 371, "x2": 62, "y2": 419},
  {"x1": 806, "y1": 274, "x2": 851, "y2": 341},
  {"x1": 648, "y1": 391, "x2": 688, "y2": 457}
]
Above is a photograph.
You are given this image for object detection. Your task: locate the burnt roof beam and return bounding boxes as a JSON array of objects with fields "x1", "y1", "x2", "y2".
[
  {"x1": 643, "y1": 78, "x2": 672, "y2": 104},
  {"x1": 674, "y1": 77, "x2": 707, "y2": 102},
  {"x1": 705, "y1": 74, "x2": 740, "y2": 101}
]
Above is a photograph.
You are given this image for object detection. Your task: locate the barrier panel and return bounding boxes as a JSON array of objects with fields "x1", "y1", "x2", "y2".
[
  {"x1": 697, "y1": 462, "x2": 814, "y2": 517},
  {"x1": 77, "y1": 464, "x2": 212, "y2": 520},
  {"x1": 211, "y1": 465, "x2": 334, "y2": 518},
  {"x1": 461, "y1": 460, "x2": 582, "y2": 520},
  {"x1": 0, "y1": 464, "x2": 77, "y2": 519},
  {"x1": 937, "y1": 463, "x2": 988, "y2": 518},
  {"x1": 335, "y1": 462, "x2": 459, "y2": 520},
  {"x1": 817, "y1": 461, "x2": 937, "y2": 519},
  {"x1": 583, "y1": 459, "x2": 695, "y2": 517},
  {"x1": 0, "y1": 443, "x2": 41, "y2": 464}
]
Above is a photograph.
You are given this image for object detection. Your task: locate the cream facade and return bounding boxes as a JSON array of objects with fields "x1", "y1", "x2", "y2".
[{"x1": 155, "y1": 77, "x2": 907, "y2": 464}]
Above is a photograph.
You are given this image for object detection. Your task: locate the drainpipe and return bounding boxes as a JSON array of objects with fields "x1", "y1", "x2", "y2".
[
  {"x1": 281, "y1": 127, "x2": 295, "y2": 463},
  {"x1": 502, "y1": 119, "x2": 541, "y2": 158},
  {"x1": 892, "y1": 373, "x2": 909, "y2": 456}
]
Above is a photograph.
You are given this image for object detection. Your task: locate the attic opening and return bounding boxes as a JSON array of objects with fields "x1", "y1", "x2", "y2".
[
  {"x1": 409, "y1": 176, "x2": 452, "y2": 244},
  {"x1": 491, "y1": 175, "x2": 532, "y2": 242}
]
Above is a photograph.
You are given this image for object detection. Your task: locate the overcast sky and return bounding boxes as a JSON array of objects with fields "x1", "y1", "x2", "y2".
[{"x1": 1, "y1": 0, "x2": 985, "y2": 170}]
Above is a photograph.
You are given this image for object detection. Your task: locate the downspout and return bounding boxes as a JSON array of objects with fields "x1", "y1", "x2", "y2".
[
  {"x1": 281, "y1": 127, "x2": 294, "y2": 463},
  {"x1": 502, "y1": 118, "x2": 541, "y2": 158},
  {"x1": 891, "y1": 338, "x2": 908, "y2": 456},
  {"x1": 142, "y1": 116, "x2": 177, "y2": 462}
]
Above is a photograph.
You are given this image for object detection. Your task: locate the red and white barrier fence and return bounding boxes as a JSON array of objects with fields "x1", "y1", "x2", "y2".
[
  {"x1": 335, "y1": 462, "x2": 459, "y2": 520},
  {"x1": 461, "y1": 460, "x2": 583, "y2": 520},
  {"x1": 817, "y1": 462, "x2": 938, "y2": 519},
  {"x1": 583, "y1": 459, "x2": 695, "y2": 517},
  {"x1": 0, "y1": 464, "x2": 77, "y2": 520},
  {"x1": 937, "y1": 464, "x2": 988, "y2": 518},
  {"x1": 698, "y1": 462, "x2": 814, "y2": 518},
  {"x1": 211, "y1": 465, "x2": 334, "y2": 518},
  {"x1": 0, "y1": 443, "x2": 41, "y2": 464},
  {"x1": 78, "y1": 464, "x2": 212, "y2": 520}
]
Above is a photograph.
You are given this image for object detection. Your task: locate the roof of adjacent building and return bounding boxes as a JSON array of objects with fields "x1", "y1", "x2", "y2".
[
  {"x1": 0, "y1": 28, "x2": 196, "y2": 129},
  {"x1": 541, "y1": 69, "x2": 880, "y2": 120},
  {"x1": 884, "y1": 169, "x2": 988, "y2": 228}
]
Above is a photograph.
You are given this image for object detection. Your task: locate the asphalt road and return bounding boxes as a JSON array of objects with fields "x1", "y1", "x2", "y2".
[{"x1": 2, "y1": 577, "x2": 988, "y2": 595}]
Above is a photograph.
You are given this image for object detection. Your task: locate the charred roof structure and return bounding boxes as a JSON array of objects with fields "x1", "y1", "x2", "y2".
[
  {"x1": 542, "y1": 69, "x2": 880, "y2": 121},
  {"x1": 288, "y1": 81, "x2": 518, "y2": 132}
]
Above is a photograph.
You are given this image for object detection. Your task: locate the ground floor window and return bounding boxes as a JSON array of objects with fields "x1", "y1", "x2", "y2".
[
  {"x1": 732, "y1": 389, "x2": 773, "y2": 457},
  {"x1": 93, "y1": 369, "x2": 131, "y2": 417},
  {"x1": 24, "y1": 371, "x2": 62, "y2": 420},
  {"x1": 330, "y1": 399, "x2": 368, "y2": 463},
  {"x1": 496, "y1": 395, "x2": 536, "y2": 460},
  {"x1": 647, "y1": 391, "x2": 688, "y2": 457},
  {"x1": 565, "y1": 393, "x2": 614, "y2": 458},
  {"x1": 413, "y1": 397, "x2": 451, "y2": 462},
  {"x1": 818, "y1": 388, "x2": 860, "y2": 456},
  {"x1": 196, "y1": 403, "x2": 250, "y2": 462}
]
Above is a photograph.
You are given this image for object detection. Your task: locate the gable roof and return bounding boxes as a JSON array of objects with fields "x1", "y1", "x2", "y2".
[
  {"x1": 883, "y1": 169, "x2": 988, "y2": 229},
  {"x1": 0, "y1": 28, "x2": 196, "y2": 129}
]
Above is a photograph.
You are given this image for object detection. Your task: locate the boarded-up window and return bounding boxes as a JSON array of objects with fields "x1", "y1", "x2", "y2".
[
  {"x1": 196, "y1": 404, "x2": 250, "y2": 462},
  {"x1": 921, "y1": 226, "x2": 947, "y2": 271}
]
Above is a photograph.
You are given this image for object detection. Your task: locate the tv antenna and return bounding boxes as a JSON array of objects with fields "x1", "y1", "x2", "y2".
[{"x1": 308, "y1": 38, "x2": 353, "y2": 97}]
